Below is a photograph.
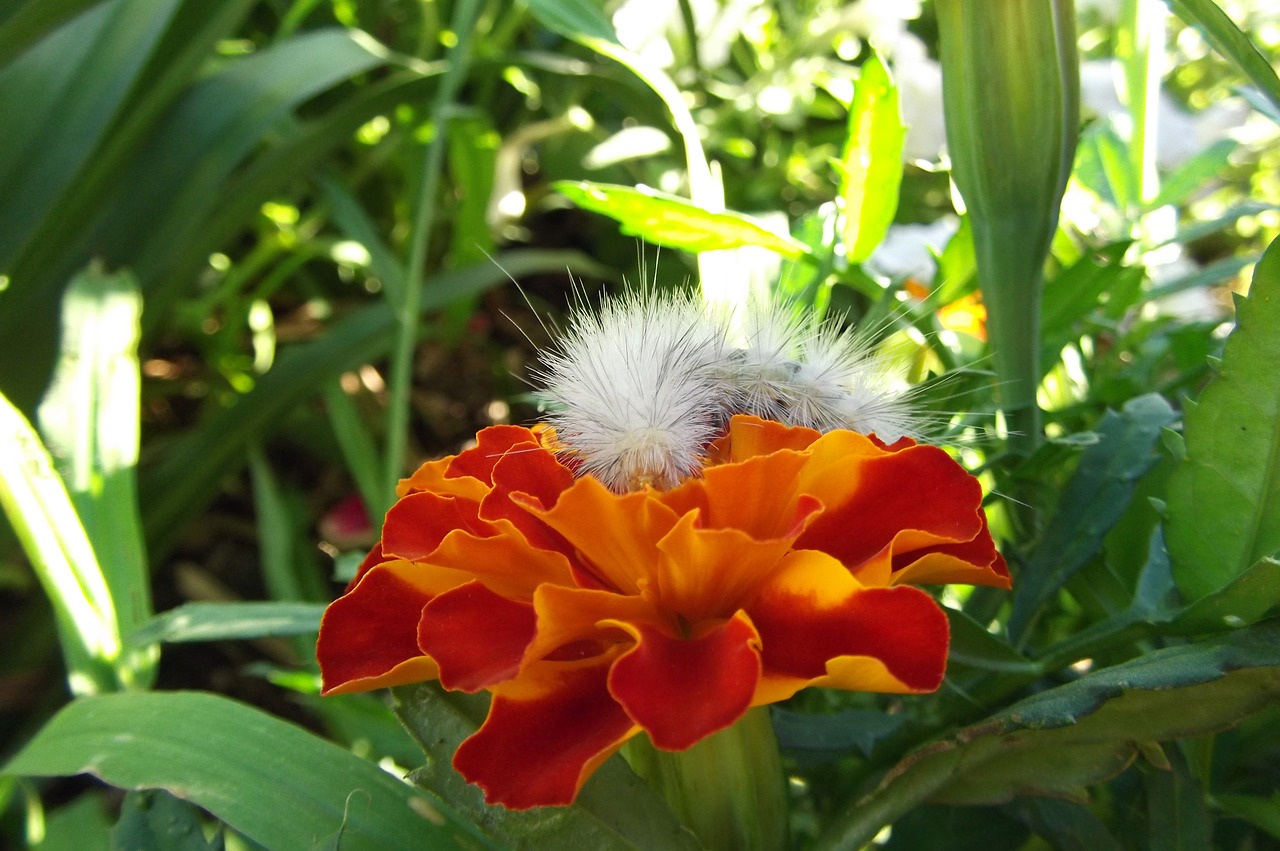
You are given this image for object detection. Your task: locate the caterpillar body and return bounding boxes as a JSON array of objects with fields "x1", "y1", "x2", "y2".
[{"x1": 536, "y1": 288, "x2": 920, "y2": 492}]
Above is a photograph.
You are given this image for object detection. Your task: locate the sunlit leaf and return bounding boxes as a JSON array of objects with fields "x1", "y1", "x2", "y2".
[
  {"x1": 1163, "y1": 0, "x2": 1280, "y2": 117},
  {"x1": 839, "y1": 54, "x2": 904, "y2": 264},
  {"x1": 554, "y1": 181, "x2": 811, "y2": 259},
  {"x1": 1166, "y1": 234, "x2": 1280, "y2": 601}
]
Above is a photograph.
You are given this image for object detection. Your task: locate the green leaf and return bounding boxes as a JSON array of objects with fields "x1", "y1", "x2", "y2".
[
  {"x1": 554, "y1": 181, "x2": 811, "y2": 260},
  {"x1": 1163, "y1": 0, "x2": 1280, "y2": 118},
  {"x1": 524, "y1": 0, "x2": 620, "y2": 46},
  {"x1": 1146, "y1": 138, "x2": 1238, "y2": 211},
  {"x1": 0, "y1": 390, "x2": 120, "y2": 694},
  {"x1": 37, "y1": 266, "x2": 154, "y2": 688},
  {"x1": 2, "y1": 691, "x2": 495, "y2": 851},
  {"x1": 111, "y1": 790, "x2": 223, "y2": 851},
  {"x1": 129, "y1": 602, "x2": 325, "y2": 645},
  {"x1": 1171, "y1": 557, "x2": 1280, "y2": 633},
  {"x1": 1215, "y1": 792, "x2": 1280, "y2": 840},
  {"x1": 816, "y1": 619, "x2": 1280, "y2": 849},
  {"x1": 838, "y1": 54, "x2": 904, "y2": 264},
  {"x1": 1145, "y1": 747, "x2": 1211, "y2": 851},
  {"x1": 1017, "y1": 799, "x2": 1124, "y2": 851},
  {"x1": 1166, "y1": 234, "x2": 1280, "y2": 601},
  {"x1": 1010, "y1": 394, "x2": 1178, "y2": 641},
  {"x1": 0, "y1": 0, "x2": 103, "y2": 62},
  {"x1": 393, "y1": 682, "x2": 703, "y2": 850},
  {"x1": 771, "y1": 707, "x2": 904, "y2": 763}
]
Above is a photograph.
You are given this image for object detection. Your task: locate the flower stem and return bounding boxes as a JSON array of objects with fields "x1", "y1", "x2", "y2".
[{"x1": 624, "y1": 708, "x2": 788, "y2": 851}]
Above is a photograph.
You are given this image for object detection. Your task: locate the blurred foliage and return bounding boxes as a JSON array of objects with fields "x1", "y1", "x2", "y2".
[{"x1": 3, "y1": 0, "x2": 1280, "y2": 849}]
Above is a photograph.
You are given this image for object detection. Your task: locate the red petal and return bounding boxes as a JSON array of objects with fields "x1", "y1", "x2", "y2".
[
  {"x1": 453, "y1": 659, "x2": 637, "y2": 809},
  {"x1": 317, "y1": 560, "x2": 449, "y2": 694},
  {"x1": 446, "y1": 425, "x2": 543, "y2": 484},
  {"x1": 417, "y1": 581, "x2": 535, "y2": 692},
  {"x1": 748, "y1": 551, "x2": 949, "y2": 694},
  {"x1": 381, "y1": 492, "x2": 489, "y2": 561},
  {"x1": 796, "y1": 441, "x2": 984, "y2": 569},
  {"x1": 479, "y1": 446, "x2": 576, "y2": 553},
  {"x1": 607, "y1": 614, "x2": 761, "y2": 750}
]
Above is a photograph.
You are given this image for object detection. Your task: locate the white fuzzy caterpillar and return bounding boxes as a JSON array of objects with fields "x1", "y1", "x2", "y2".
[
  {"x1": 535, "y1": 288, "x2": 731, "y2": 492},
  {"x1": 536, "y1": 289, "x2": 921, "y2": 492}
]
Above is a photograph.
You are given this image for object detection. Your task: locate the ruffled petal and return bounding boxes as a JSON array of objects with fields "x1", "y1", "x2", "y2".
[
  {"x1": 381, "y1": 491, "x2": 489, "y2": 561},
  {"x1": 479, "y1": 448, "x2": 576, "y2": 553},
  {"x1": 318, "y1": 559, "x2": 452, "y2": 695},
  {"x1": 453, "y1": 658, "x2": 638, "y2": 809},
  {"x1": 662, "y1": 448, "x2": 812, "y2": 539},
  {"x1": 446, "y1": 425, "x2": 544, "y2": 484},
  {"x1": 417, "y1": 581, "x2": 536, "y2": 692},
  {"x1": 606, "y1": 613, "x2": 761, "y2": 750},
  {"x1": 527, "y1": 584, "x2": 659, "y2": 664},
  {"x1": 426, "y1": 519, "x2": 577, "y2": 597},
  {"x1": 709, "y1": 415, "x2": 821, "y2": 464},
  {"x1": 524, "y1": 475, "x2": 680, "y2": 595},
  {"x1": 891, "y1": 533, "x2": 1011, "y2": 588},
  {"x1": 747, "y1": 550, "x2": 949, "y2": 700},
  {"x1": 796, "y1": 438, "x2": 986, "y2": 570},
  {"x1": 653, "y1": 510, "x2": 813, "y2": 622}
]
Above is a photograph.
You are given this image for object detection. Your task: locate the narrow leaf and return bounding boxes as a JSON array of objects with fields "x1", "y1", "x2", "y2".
[
  {"x1": 0, "y1": 390, "x2": 119, "y2": 693},
  {"x1": 554, "y1": 181, "x2": 811, "y2": 260},
  {"x1": 37, "y1": 266, "x2": 154, "y2": 686},
  {"x1": 2, "y1": 691, "x2": 494, "y2": 851},
  {"x1": 839, "y1": 54, "x2": 904, "y2": 263},
  {"x1": 525, "y1": 0, "x2": 620, "y2": 46},
  {"x1": 1166, "y1": 234, "x2": 1280, "y2": 600},
  {"x1": 1163, "y1": 0, "x2": 1280, "y2": 117},
  {"x1": 129, "y1": 602, "x2": 325, "y2": 645}
]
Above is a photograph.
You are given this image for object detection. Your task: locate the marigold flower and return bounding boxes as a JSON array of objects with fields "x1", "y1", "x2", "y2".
[{"x1": 317, "y1": 414, "x2": 1008, "y2": 810}]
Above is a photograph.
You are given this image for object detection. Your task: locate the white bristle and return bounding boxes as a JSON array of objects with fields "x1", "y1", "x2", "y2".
[
  {"x1": 536, "y1": 289, "x2": 924, "y2": 491},
  {"x1": 536, "y1": 288, "x2": 730, "y2": 492}
]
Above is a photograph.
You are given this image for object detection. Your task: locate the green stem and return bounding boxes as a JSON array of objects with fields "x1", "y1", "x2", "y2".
[
  {"x1": 383, "y1": 0, "x2": 482, "y2": 495},
  {"x1": 625, "y1": 708, "x2": 788, "y2": 851}
]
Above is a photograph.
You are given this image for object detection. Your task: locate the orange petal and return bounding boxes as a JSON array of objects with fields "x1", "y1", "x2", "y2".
[
  {"x1": 526, "y1": 584, "x2": 659, "y2": 664},
  {"x1": 746, "y1": 550, "x2": 949, "y2": 699},
  {"x1": 397, "y1": 455, "x2": 488, "y2": 502},
  {"x1": 426, "y1": 519, "x2": 577, "y2": 598},
  {"x1": 524, "y1": 475, "x2": 679, "y2": 595},
  {"x1": 606, "y1": 613, "x2": 761, "y2": 750},
  {"x1": 417, "y1": 581, "x2": 536, "y2": 692},
  {"x1": 711, "y1": 414, "x2": 821, "y2": 464},
  {"x1": 317, "y1": 559, "x2": 453, "y2": 695},
  {"x1": 453, "y1": 657, "x2": 639, "y2": 809},
  {"x1": 662, "y1": 447, "x2": 812, "y2": 539},
  {"x1": 653, "y1": 511, "x2": 806, "y2": 623}
]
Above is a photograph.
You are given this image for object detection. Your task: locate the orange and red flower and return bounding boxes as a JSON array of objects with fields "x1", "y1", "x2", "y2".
[{"x1": 317, "y1": 415, "x2": 1008, "y2": 810}]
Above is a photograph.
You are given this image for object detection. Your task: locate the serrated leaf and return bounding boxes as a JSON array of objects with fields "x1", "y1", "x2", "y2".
[
  {"x1": 393, "y1": 682, "x2": 703, "y2": 851},
  {"x1": 1171, "y1": 557, "x2": 1280, "y2": 632},
  {"x1": 2, "y1": 691, "x2": 493, "y2": 851},
  {"x1": 839, "y1": 54, "x2": 903, "y2": 263},
  {"x1": 1010, "y1": 394, "x2": 1178, "y2": 640},
  {"x1": 1166, "y1": 235, "x2": 1280, "y2": 601},
  {"x1": 554, "y1": 181, "x2": 811, "y2": 260},
  {"x1": 825, "y1": 620, "x2": 1280, "y2": 848}
]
